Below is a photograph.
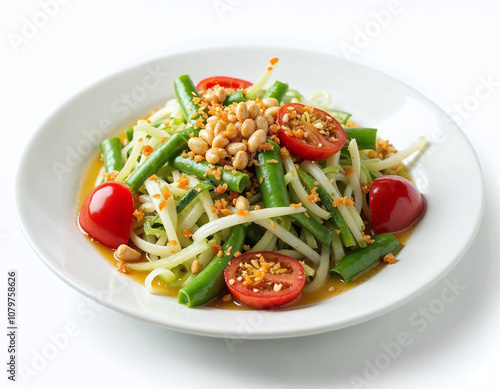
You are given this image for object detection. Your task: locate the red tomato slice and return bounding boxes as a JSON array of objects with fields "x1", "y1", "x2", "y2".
[
  {"x1": 277, "y1": 103, "x2": 347, "y2": 161},
  {"x1": 224, "y1": 251, "x2": 306, "y2": 309},
  {"x1": 196, "y1": 76, "x2": 253, "y2": 91},
  {"x1": 369, "y1": 176, "x2": 425, "y2": 234},
  {"x1": 78, "y1": 182, "x2": 134, "y2": 249}
]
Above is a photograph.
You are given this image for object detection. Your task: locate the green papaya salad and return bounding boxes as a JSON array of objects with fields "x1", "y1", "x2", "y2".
[{"x1": 78, "y1": 58, "x2": 428, "y2": 309}]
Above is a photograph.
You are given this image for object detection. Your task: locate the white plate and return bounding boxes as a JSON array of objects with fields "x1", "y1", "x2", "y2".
[{"x1": 15, "y1": 47, "x2": 484, "y2": 339}]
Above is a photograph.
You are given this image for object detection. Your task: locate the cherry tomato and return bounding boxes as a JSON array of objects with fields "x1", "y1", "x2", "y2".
[
  {"x1": 224, "y1": 251, "x2": 306, "y2": 309},
  {"x1": 196, "y1": 76, "x2": 253, "y2": 91},
  {"x1": 369, "y1": 176, "x2": 425, "y2": 234},
  {"x1": 277, "y1": 103, "x2": 347, "y2": 161},
  {"x1": 78, "y1": 182, "x2": 134, "y2": 249}
]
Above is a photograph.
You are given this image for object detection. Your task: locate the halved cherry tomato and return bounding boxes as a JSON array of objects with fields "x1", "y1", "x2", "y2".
[
  {"x1": 277, "y1": 103, "x2": 347, "y2": 161},
  {"x1": 196, "y1": 76, "x2": 253, "y2": 91},
  {"x1": 224, "y1": 251, "x2": 306, "y2": 309},
  {"x1": 78, "y1": 182, "x2": 134, "y2": 249},
  {"x1": 369, "y1": 175, "x2": 425, "y2": 234}
]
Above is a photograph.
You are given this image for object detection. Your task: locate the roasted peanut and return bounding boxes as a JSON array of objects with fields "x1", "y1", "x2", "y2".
[
  {"x1": 199, "y1": 129, "x2": 214, "y2": 145},
  {"x1": 235, "y1": 196, "x2": 250, "y2": 211},
  {"x1": 214, "y1": 121, "x2": 227, "y2": 136},
  {"x1": 255, "y1": 115, "x2": 269, "y2": 133},
  {"x1": 205, "y1": 149, "x2": 220, "y2": 164},
  {"x1": 212, "y1": 134, "x2": 230, "y2": 149},
  {"x1": 240, "y1": 118, "x2": 256, "y2": 138},
  {"x1": 211, "y1": 147, "x2": 228, "y2": 160},
  {"x1": 265, "y1": 106, "x2": 280, "y2": 118},
  {"x1": 115, "y1": 244, "x2": 141, "y2": 262},
  {"x1": 247, "y1": 129, "x2": 267, "y2": 153},
  {"x1": 188, "y1": 137, "x2": 209, "y2": 155},
  {"x1": 263, "y1": 113, "x2": 275, "y2": 126},
  {"x1": 247, "y1": 102, "x2": 261, "y2": 119},
  {"x1": 262, "y1": 98, "x2": 279, "y2": 108},
  {"x1": 224, "y1": 123, "x2": 238, "y2": 140},
  {"x1": 236, "y1": 102, "x2": 249, "y2": 121},
  {"x1": 215, "y1": 87, "x2": 226, "y2": 103},
  {"x1": 232, "y1": 150, "x2": 249, "y2": 170},
  {"x1": 226, "y1": 142, "x2": 247, "y2": 155}
]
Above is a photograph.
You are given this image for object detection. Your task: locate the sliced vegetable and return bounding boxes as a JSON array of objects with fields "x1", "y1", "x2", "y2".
[
  {"x1": 261, "y1": 80, "x2": 289, "y2": 103},
  {"x1": 175, "y1": 180, "x2": 215, "y2": 214},
  {"x1": 277, "y1": 103, "x2": 347, "y2": 161},
  {"x1": 344, "y1": 128, "x2": 377, "y2": 151},
  {"x1": 174, "y1": 74, "x2": 204, "y2": 127},
  {"x1": 254, "y1": 141, "x2": 333, "y2": 246},
  {"x1": 369, "y1": 176, "x2": 425, "y2": 234},
  {"x1": 100, "y1": 137, "x2": 123, "y2": 173},
  {"x1": 331, "y1": 233, "x2": 402, "y2": 282},
  {"x1": 125, "y1": 74, "x2": 204, "y2": 193},
  {"x1": 224, "y1": 251, "x2": 306, "y2": 309},
  {"x1": 78, "y1": 182, "x2": 134, "y2": 248},
  {"x1": 171, "y1": 155, "x2": 249, "y2": 193},
  {"x1": 178, "y1": 225, "x2": 246, "y2": 307},
  {"x1": 196, "y1": 76, "x2": 252, "y2": 91},
  {"x1": 124, "y1": 129, "x2": 193, "y2": 193}
]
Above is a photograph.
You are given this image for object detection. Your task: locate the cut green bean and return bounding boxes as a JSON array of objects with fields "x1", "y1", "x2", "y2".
[
  {"x1": 125, "y1": 75, "x2": 206, "y2": 193},
  {"x1": 178, "y1": 224, "x2": 246, "y2": 307},
  {"x1": 100, "y1": 137, "x2": 123, "y2": 173},
  {"x1": 262, "y1": 81, "x2": 289, "y2": 103},
  {"x1": 245, "y1": 223, "x2": 266, "y2": 245},
  {"x1": 173, "y1": 74, "x2": 204, "y2": 126},
  {"x1": 171, "y1": 155, "x2": 249, "y2": 193},
  {"x1": 255, "y1": 141, "x2": 333, "y2": 246},
  {"x1": 327, "y1": 109, "x2": 352, "y2": 125},
  {"x1": 223, "y1": 90, "x2": 246, "y2": 105},
  {"x1": 176, "y1": 181, "x2": 215, "y2": 214},
  {"x1": 331, "y1": 233, "x2": 402, "y2": 282},
  {"x1": 344, "y1": 128, "x2": 377, "y2": 150},
  {"x1": 297, "y1": 168, "x2": 356, "y2": 247},
  {"x1": 125, "y1": 130, "x2": 193, "y2": 193}
]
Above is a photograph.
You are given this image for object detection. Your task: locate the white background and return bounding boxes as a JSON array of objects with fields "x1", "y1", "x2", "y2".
[{"x1": 2, "y1": 0, "x2": 500, "y2": 388}]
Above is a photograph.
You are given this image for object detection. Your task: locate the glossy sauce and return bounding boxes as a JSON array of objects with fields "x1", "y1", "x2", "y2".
[{"x1": 78, "y1": 142, "x2": 414, "y2": 310}]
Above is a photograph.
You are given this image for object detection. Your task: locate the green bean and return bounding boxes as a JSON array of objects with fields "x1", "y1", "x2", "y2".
[
  {"x1": 262, "y1": 81, "x2": 289, "y2": 103},
  {"x1": 245, "y1": 223, "x2": 266, "y2": 245},
  {"x1": 100, "y1": 137, "x2": 123, "y2": 173},
  {"x1": 223, "y1": 90, "x2": 246, "y2": 106},
  {"x1": 125, "y1": 130, "x2": 193, "y2": 193},
  {"x1": 297, "y1": 168, "x2": 356, "y2": 247},
  {"x1": 176, "y1": 181, "x2": 214, "y2": 214},
  {"x1": 178, "y1": 224, "x2": 246, "y2": 307},
  {"x1": 125, "y1": 75, "x2": 205, "y2": 193},
  {"x1": 330, "y1": 233, "x2": 402, "y2": 282},
  {"x1": 173, "y1": 74, "x2": 203, "y2": 126},
  {"x1": 255, "y1": 141, "x2": 333, "y2": 246},
  {"x1": 282, "y1": 89, "x2": 304, "y2": 104},
  {"x1": 326, "y1": 109, "x2": 352, "y2": 125},
  {"x1": 344, "y1": 128, "x2": 377, "y2": 150},
  {"x1": 171, "y1": 155, "x2": 249, "y2": 193}
]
